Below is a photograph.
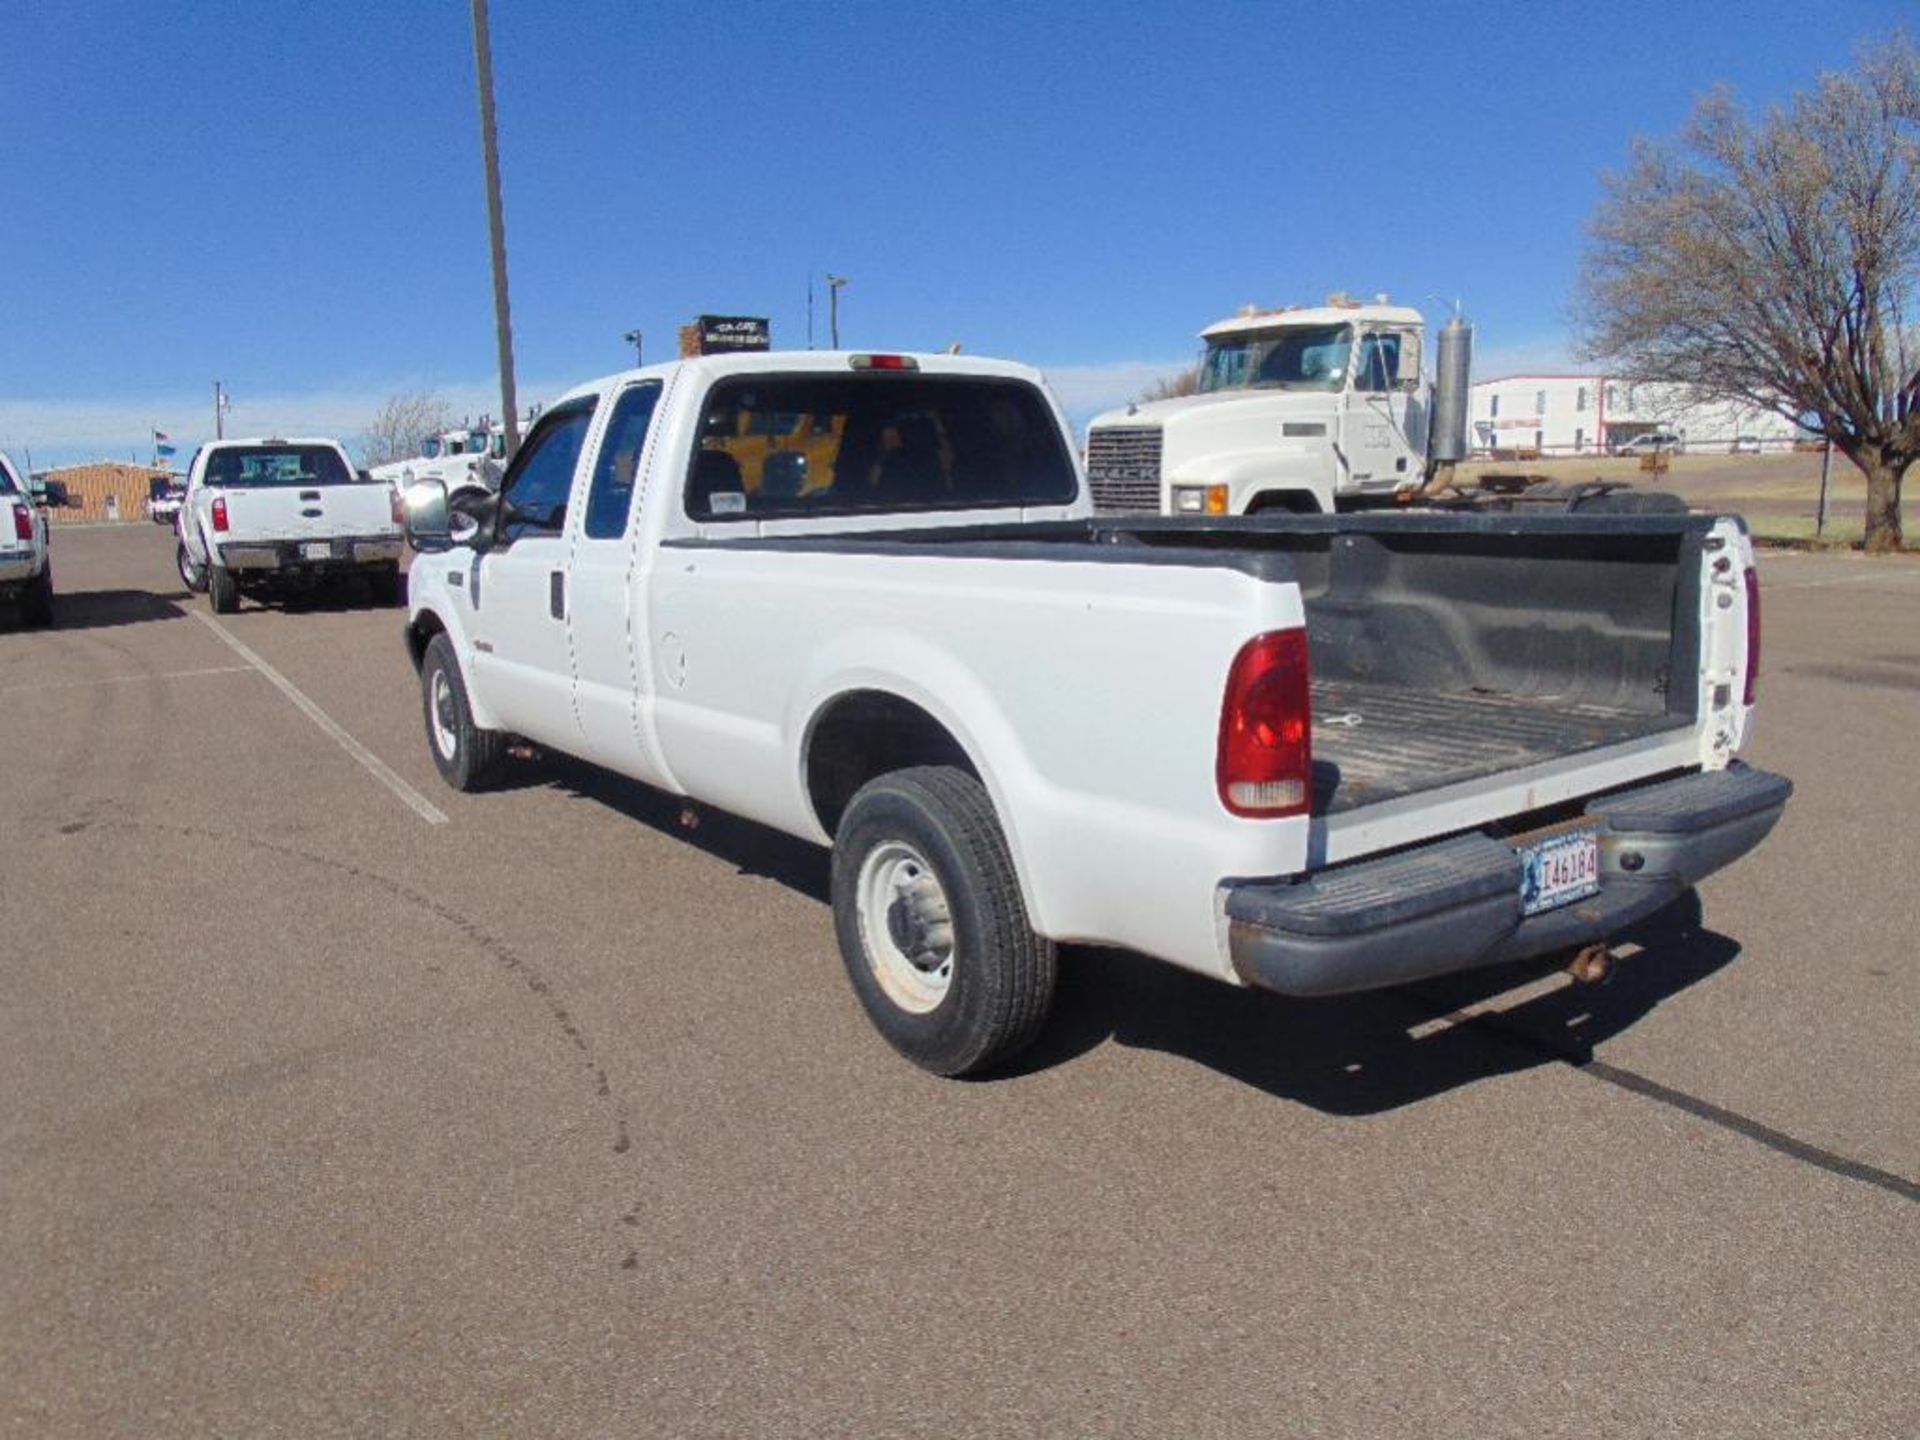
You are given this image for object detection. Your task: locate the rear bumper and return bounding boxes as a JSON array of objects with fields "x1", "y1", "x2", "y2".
[
  {"x1": 219, "y1": 536, "x2": 403, "y2": 571},
  {"x1": 1226, "y1": 763, "x2": 1791, "y2": 997},
  {"x1": 0, "y1": 553, "x2": 41, "y2": 586}
]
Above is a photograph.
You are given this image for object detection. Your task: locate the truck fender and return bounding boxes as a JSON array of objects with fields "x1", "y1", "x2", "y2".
[
  {"x1": 1177, "y1": 447, "x2": 1336, "y2": 514},
  {"x1": 407, "y1": 597, "x2": 506, "y2": 734},
  {"x1": 790, "y1": 634, "x2": 1054, "y2": 935}
]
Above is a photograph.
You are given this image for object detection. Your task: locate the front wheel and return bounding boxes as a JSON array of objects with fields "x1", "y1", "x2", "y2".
[
  {"x1": 830, "y1": 766, "x2": 1055, "y2": 1076},
  {"x1": 421, "y1": 633, "x2": 503, "y2": 791}
]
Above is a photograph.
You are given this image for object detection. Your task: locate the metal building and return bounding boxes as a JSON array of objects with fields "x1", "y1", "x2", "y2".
[{"x1": 1469, "y1": 375, "x2": 1803, "y2": 457}]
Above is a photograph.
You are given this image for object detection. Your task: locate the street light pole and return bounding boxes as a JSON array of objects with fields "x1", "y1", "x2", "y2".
[
  {"x1": 826, "y1": 273, "x2": 847, "y2": 349},
  {"x1": 470, "y1": 0, "x2": 521, "y2": 458},
  {"x1": 212, "y1": 380, "x2": 227, "y2": 439},
  {"x1": 623, "y1": 329, "x2": 644, "y2": 367}
]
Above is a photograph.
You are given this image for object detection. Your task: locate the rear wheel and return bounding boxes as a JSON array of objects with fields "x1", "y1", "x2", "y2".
[
  {"x1": 21, "y1": 567, "x2": 53, "y2": 628},
  {"x1": 367, "y1": 563, "x2": 404, "y2": 607},
  {"x1": 177, "y1": 541, "x2": 207, "y2": 594},
  {"x1": 421, "y1": 633, "x2": 503, "y2": 791},
  {"x1": 830, "y1": 766, "x2": 1055, "y2": 1076},
  {"x1": 207, "y1": 563, "x2": 239, "y2": 614}
]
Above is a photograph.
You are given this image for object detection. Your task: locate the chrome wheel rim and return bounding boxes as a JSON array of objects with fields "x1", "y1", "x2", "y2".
[
  {"x1": 856, "y1": 841, "x2": 955, "y2": 1013},
  {"x1": 429, "y1": 670, "x2": 459, "y2": 760}
]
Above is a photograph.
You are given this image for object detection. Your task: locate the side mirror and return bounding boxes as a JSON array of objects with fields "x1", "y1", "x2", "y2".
[
  {"x1": 403, "y1": 479, "x2": 452, "y2": 553},
  {"x1": 1396, "y1": 333, "x2": 1423, "y2": 390}
]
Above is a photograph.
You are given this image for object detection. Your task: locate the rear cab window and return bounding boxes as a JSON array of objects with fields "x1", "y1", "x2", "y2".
[
  {"x1": 204, "y1": 444, "x2": 354, "y2": 487},
  {"x1": 684, "y1": 374, "x2": 1077, "y2": 521}
]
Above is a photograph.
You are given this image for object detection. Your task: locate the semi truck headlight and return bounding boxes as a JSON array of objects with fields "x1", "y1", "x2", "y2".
[{"x1": 1174, "y1": 484, "x2": 1229, "y2": 515}]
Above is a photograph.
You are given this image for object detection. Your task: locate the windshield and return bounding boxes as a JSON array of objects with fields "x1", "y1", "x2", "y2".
[
  {"x1": 687, "y1": 374, "x2": 1078, "y2": 520},
  {"x1": 203, "y1": 445, "x2": 353, "y2": 487},
  {"x1": 1198, "y1": 324, "x2": 1352, "y2": 393}
]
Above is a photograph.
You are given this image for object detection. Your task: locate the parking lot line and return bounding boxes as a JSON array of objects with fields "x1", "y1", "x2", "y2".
[{"x1": 191, "y1": 611, "x2": 450, "y2": 826}]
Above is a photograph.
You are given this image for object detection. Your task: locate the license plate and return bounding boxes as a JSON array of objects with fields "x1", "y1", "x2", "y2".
[
  {"x1": 302, "y1": 541, "x2": 333, "y2": 560},
  {"x1": 1515, "y1": 824, "x2": 1601, "y2": 916}
]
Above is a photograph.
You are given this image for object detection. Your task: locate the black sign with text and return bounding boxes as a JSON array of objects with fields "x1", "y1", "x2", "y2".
[{"x1": 697, "y1": 315, "x2": 771, "y2": 353}]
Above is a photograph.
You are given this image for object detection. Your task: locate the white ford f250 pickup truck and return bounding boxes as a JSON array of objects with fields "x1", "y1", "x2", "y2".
[
  {"x1": 176, "y1": 437, "x2": 406, "y2": 612},
  {"x1": 0, "y1": 449, "x2": 54, "y2": 627},
  {"x1": 400, "y1": 350, "x2": 1790, "y2": 1076}
]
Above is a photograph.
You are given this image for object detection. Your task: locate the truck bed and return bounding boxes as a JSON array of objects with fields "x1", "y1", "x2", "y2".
[
  {"x1": 1308, "y1": 678, "x2": 1691, "y2": 816},
  {"x1": 675, "y1": 509, "x2": 1716, "y2": 828}
]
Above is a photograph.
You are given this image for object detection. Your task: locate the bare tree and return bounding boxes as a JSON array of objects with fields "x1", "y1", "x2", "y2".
[
  {"x1": 1577, "y1": 35, "x2": 1920, "y2": 551},
  {"x1": 359, "y1": 390, "x2": 455, "y2": 469},
  {"x1": 1136, "y1": 366, "x2": 1202, "y2": 403}
]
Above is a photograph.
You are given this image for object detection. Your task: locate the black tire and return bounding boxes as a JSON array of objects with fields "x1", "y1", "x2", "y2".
[
  {"x1": 830, "y1": 765, "x2": 1055, "y2": 1076},
  {"x1": 367, "y1": 563, "x2": 404, "y2": 608},
  {"x1": 177, "y1": 541, "x2": 208, "y2": 594},
  {"x1": 21, "y1": 567, "x2": 53, "y2": 628},
  {"x1": 421, "y1": 633, "x2": 504, "y2": 791},
  {"x1": 207, "y1": 563, "x2": 239, "y2": 614}
]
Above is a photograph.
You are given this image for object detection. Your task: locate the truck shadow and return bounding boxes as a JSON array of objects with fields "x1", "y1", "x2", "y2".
[
  {"x1": 3, "y1": 588, "x2": 191, "y2": 633},
  {"x1": 526, "y1": 752, "x2": 1737, "y2": 1114},
  {"x1": 534, "y1": 755, "x2": 833, "y2": 900},
  {"x1": 1023, "y1": 894, "x2": 1740, "y2": 1113}
]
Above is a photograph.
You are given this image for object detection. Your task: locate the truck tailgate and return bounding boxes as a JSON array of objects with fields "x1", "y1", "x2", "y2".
[{"x1": 221, "y1": 484, "x2": 397, "y2": 542}]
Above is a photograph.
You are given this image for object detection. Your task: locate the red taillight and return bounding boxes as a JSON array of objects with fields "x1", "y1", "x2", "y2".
[
  {"x1": 11, "y1": 503, "x2": 31, "y2": 541},
  {"x1": 1742, "y1": 566, "x2": 1760, "y2": 706},
  {"x1": 1218, "y1": 628, "x2": 1312, "y2": 818},
  {"x1": 390, "y1": 487, "x2": 405, "y2": 526},
  {"x1": 211, "y1": 496, "x2": 229, "y2": 533},
  {"x1": 848, "y1": 353, "x2": 918, "y2": 371}
]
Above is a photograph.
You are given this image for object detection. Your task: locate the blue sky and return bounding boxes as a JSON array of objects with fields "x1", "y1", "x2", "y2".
[{"x1": 1, "y1": 0, "x2": 1908, "y2": 468}]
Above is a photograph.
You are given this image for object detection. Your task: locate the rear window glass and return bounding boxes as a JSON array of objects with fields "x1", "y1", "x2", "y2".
[
  {"x1": 0, "y1": 465, "x2": 18, "y2": 496},
  {"x1": 204, "y1": 445, "x2": 353, "y2": 487},
  {"x1": 686, "y1": 374, "x2": 1076, "y2": 520}
]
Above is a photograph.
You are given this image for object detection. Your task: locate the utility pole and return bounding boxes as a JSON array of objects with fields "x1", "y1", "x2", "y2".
[
  {"x1": 212, "y1": 380, "x2": 228, "y2": 439},
  {"x1": 471, "y1": 0, "x2": 521, "y2": 458},
  {"x1": 826, "y1": 273, "x2": 847, "y2": 349},
  {"x1": 807, "y1": 273, "x2": 815, "y2": 349},
  {"x1": 622, "y1": 329, "x2": 644, "y2": 367},
  {"x1": 1817, "y1": 439, "x2": 1833, "y2": 537}
]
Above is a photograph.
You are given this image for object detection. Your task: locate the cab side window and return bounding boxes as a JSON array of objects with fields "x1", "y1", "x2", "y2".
[
  {"x1": 498, "y1": 400, "x2": 595, "y2": 545},
  {"x1": 583, "y1": 383, "x2": 663, "y2": 539},
  {"x1": 1355, "y1": 332, "x2": 1400, "y2": 392}
]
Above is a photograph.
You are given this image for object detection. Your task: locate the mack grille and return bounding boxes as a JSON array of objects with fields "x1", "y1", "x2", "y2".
[{"x1": 1086, "y1": 426, "x2": 1164, "y2": 514}]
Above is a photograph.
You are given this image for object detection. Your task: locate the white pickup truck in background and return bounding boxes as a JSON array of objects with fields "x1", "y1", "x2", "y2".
[
  {"x1": 1, "y1": 449, "x2": 54, "y2": 627},
  {"x1": 176, "y1": 438, "x2": 406, "y2": 612},
  {"x1": 400, "y1": 349, "x2": 1790, "y2": 1076}
]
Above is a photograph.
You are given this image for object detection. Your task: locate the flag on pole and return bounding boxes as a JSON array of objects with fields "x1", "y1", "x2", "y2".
[{"x1": 153, "y1": 428, "x2": 176, "y2": 458}]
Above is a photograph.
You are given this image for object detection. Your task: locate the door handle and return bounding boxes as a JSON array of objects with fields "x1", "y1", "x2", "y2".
[{"x1": 549, "y1": 570, "x2": 565, "y2": 619}]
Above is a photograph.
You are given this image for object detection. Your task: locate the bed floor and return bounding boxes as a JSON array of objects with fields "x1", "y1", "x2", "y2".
[{"x1": 1309, "y1": 679, "x2": 1691, "y2": 817}]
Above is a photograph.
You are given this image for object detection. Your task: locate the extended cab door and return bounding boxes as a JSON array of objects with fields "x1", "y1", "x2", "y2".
[
  {"x1": 469, "y1": 398, "x2": 598, "y2": 741},
  {"x1": 565, "y1": 378, "x2": 674, "y2": 783}
]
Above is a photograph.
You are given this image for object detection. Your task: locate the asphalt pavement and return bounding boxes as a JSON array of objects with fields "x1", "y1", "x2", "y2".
[{"x1": 2, "y1": 527, "x2": 1915, "y2": 1438}]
